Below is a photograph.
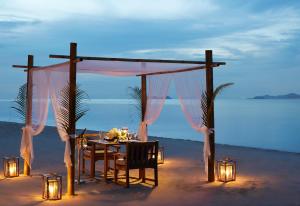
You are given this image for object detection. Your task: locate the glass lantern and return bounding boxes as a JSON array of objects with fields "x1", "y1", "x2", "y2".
[
  {"x1": 157, "y1": 147, "x2": 165, "y2": 164},
  {"x1": 3, "y1": 157, "x2": 19, "y2": 178},
  {"x1": 42, "y1": 174, "x2": 62, "y2": 200},
  {"x1": 216, "y1": 157, "x2": 236, "y2": 182}
]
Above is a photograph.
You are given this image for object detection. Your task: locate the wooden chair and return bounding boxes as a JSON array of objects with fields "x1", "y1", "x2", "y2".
[
  {"x1": 81, "y1": 134, "x2": 119, "y2": 178},
  {"x1": 114, "y1": 141, "x2": 159, "y2": 188}
]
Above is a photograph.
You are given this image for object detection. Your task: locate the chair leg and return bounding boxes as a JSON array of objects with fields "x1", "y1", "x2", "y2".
[
  {"x1": 139, "y1": 168, "x2": 145, "y2": 180},
  {"x1": 114, "y1": 169, "x2": 118, "y2": 183},
  {"x1": 90, "y1": 144, "x2": 96, "y2": 178},
  {"x1": 142, "y1": 168, "x2": 146, "y2": 183},
  {"x1": 126, "y1": 168, "x2": 130, "y2": 188},
  {"x1": 154, "y1": 167, "x2": 158, "y2": 186},
  {"x1": 82, "y1": 158, "x2": 85, "y2": 174},
  {"x1": 90, "y1": 158, "x2": 95, "y2": 178},
  {"x1": 114, "y1": 159, "x2": 118, "y2": 183},
  {"x1": 107, "y1": 159, "x2": 111, "y2": 171}
]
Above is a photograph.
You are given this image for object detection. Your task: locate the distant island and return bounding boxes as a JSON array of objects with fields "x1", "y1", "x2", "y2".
[{"x1": 250, "y1": 93, "x2": 300, "y2": 99}]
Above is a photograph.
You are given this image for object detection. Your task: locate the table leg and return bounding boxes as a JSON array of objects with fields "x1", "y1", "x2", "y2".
[
  {"x1": 90, "y1": 143, "x2": 95, "y2": 178},
  {"x1": 104, "y1": 145, "x2": 108, "y2": 182},
  {"x1": 77, "y1": 147, "x2": 81, "y2": 184}
]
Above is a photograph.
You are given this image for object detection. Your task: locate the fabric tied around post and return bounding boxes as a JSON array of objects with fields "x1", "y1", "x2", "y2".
[
  {"x1": 20, "y1": 125, "x2": 34, "y2": 168},
  {"x1": 137, "y1": 121, "x2": 148, "y2": 142}
]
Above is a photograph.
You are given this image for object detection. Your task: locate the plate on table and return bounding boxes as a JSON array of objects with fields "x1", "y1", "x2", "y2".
[{"x1": 104, "y1": 136, "x2": 117, "y2": 142}]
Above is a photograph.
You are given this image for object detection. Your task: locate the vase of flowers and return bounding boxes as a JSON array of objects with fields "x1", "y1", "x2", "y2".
[{"x1": 106, "y1": 128, "x2": 128, "y2": 142}]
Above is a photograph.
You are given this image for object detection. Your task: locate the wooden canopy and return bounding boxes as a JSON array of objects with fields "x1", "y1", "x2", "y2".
[{"x1": 13, "y1": 42, "x2": 225, "y2": 195}]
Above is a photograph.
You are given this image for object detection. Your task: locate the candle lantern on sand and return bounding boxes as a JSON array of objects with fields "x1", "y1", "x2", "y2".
[
  {"x1": 157, "y1": 147, "x2": 165, "y2": 164},
  {"x1": 3, "y1": 157, "x2": 19, "y2": 178},
  {"x1": 42, "y1": 174, "x2": 62, "y2": 200},
  {"x1": 216, "y1": 157, "x2": 236, "y2": 182}
]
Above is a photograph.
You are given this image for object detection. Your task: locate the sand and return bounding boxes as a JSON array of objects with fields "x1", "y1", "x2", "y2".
[{"x1": 0, "y1": 121, "x2": 300, "y2": 206}]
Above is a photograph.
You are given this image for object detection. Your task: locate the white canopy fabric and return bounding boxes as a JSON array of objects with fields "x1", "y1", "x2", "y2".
[
  {"x1": 21, "y1": 60, "x2": 211, "y2": 173},
  {"x1": 39, "y1": 60, "x2": 203, "y2": 75}
]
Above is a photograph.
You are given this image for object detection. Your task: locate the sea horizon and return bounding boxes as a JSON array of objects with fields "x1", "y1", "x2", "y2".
[{"x1": 1, "y1": 98, "x2": 299, "y2": 153}]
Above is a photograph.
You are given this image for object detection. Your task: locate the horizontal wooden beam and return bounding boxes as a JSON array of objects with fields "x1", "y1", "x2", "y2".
[
  {"x1": 12, "y1": 65, "x2": 41, "y2": 69},
  {"x1": 136, "y1": 64, "x2": 222, "y2": 76},
  {"x1": 49, "y1": 54, "x2": 226, "y2": 66}
]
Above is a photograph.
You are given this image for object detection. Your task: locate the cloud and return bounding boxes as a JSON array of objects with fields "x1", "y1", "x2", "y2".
[
  {"x1": 121, "y1": 6, "x2": 300, "y2": 62},
  {"x1": 208, "y1": 7, "x2": 300, "y2": 56},
  {"x1": 104, "y1": 0, "x2": 219, "y2": 20},
  {"x1": 128, "y1": 47, "x2": 236, "y2": 60},
  {"x1": 0, "y1": 0, "x2": 219, "y2": 22},
  {"x1": 1, "y1": 1, "x2": 300, "y2": 60}
]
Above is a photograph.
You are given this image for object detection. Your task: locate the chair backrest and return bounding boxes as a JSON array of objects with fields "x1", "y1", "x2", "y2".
[
  {"x1": 78, "y1": 128, "x2": 87, "y2": 138},
  {"x1": 126, "y1": 141, "x2": 158, "y2": 169},
  {"x1": 82, "y1": 133, "x2": 104, "y2": 150}
]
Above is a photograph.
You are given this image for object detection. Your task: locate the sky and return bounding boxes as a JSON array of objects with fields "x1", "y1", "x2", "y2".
[{"x1": 0, "y1": 0, "x2": 300, "y2": 99}]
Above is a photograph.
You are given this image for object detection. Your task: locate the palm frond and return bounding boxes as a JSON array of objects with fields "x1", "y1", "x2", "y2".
[
  {"x1": 201, "y1": 82, "x2": 234, "y2": 127},
  {"x1": 201, "y1": 91, "x2": 208, "y2": 126},
  {"x1": 212, "y1": 82, "x2": 234, "y2": 101},
  {"x1": 11, "y1": 83, "x2": 27, "y2": 122},
  {"x1": 128, "y1": 86, "x2": 142, "y2": 119},
  {"x1": 57, "y1": 84, "x2": 89, "y2": 133}
]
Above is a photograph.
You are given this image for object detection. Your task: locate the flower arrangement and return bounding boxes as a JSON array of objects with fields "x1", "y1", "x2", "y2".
[{"x1": 106, "y1": 128, "x2": 128, "y2": 141}]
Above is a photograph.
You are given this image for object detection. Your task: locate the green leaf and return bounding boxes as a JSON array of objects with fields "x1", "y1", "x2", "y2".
[
  {"x1": 11, "y1": 83, "x2": 27, "y2": 122},
  {"x1": 57, "y1": 83, "x2": 89, "y2": 133},
  {"x1": 128, "y1": 86, "x2": 142, "y2": 119},
  {"x1": 201, "y1": 82, "x2": 234, "y2": 127}
]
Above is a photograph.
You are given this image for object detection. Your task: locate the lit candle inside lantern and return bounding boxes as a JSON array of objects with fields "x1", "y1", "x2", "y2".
[
  {"x1": 157, "y1": 147, "x2": 164, "y2": 164},
  {"x1": 42, "y1": 174, "x2": 62, "y2": 200},
  {"x1": 157, "y1": 152, "x2": 162, "y2": 160},
  {"x1": 217, "y1": 157, "x2": 236, "y2": 182},
  {"x1": 3, "y1": 157, "x2": 19, "y2": 178},
  {"x1": 8, "y1": 162, "x2": 17, "y2": 177},
  {"x1": 220, "y1": 165, "x2": 233, "y2": 180},
  {"x1": 48, "y1": 180, "x2": 58, "y2": 199}
]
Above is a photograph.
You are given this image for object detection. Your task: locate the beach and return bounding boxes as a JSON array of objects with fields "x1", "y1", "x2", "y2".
[{"x1": 0, "y1": 121, "x2": 300, "y2": 206}]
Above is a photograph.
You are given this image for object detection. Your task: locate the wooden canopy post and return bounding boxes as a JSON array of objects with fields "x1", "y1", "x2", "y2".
[
  {"x1": 205, "y1": 50, "x2": 215, "y2": 182},
  {"x1": 68, "y1": 42, "x2": 77, "y2": 195},
  {"x1": 24, "y1": 55, "x2": 33, "y2": 176},
  {"x1": 139, "y1": 74, "x2": 147, "y2": 179},
  {"x1": 141, "y1": 75, "x2": 147, "y2": 123},
  {"x1": 12, "y1": 55, "x2": 41, "y2": 176}
]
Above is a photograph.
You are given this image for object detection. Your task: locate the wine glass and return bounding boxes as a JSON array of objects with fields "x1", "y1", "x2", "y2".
[{"x1": 99, "y1": 131, "x2": 105, "y2": 140}]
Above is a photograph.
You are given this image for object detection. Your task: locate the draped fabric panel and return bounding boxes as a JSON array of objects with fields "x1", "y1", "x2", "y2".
[
  {"x1": 137, "y1": 74, "x2": 172, "y2": 141},
  {"x1": 173, "y1": 70, "x2": 210, "y2": 173},
  {"x1": 20, "y1": 70, "x2": 49, "y2": 167},
  {"x1": 21, "y1": 63, "x2": 72, "y2": 167},
  {"x1": 48, "y1": 66, "x2": 72, "y2": 167}
]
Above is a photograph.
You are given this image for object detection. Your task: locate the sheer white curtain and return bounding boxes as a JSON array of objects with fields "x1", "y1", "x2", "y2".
[
  {"x1": 48, "y1": 66, "x2": 72, "y2": 167},
  {"x1": 20, "y1": 70, "x2": 49, "y2": 167},
  {"x1": 138, "y1": 74, "x2": 172, "y2": 141},
  {"x1": 174, "y1": 70, "x2": 210, "y2": 173},
  {"x1": 20, "y1": 62, "x2": 72, "y2": 168}
]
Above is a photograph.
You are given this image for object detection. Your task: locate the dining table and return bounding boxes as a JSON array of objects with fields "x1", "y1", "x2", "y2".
[{"x1": 88, "y1": 139, "x2": 140, "y2": 182}]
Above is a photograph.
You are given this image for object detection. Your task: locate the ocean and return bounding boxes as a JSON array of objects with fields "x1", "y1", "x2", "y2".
[{"x1": 1, "y1": 99, "x2": 299, "y2": 153}]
